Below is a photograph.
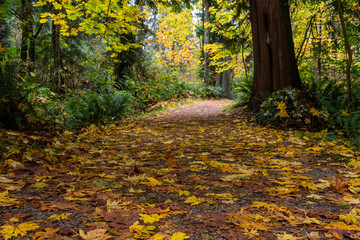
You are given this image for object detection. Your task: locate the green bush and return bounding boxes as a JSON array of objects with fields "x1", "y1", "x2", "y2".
[
  {"x1": 256, "y1": 87, "x2": 330, "y2": 130},
  {"x1": 203, "y1": 86, "x2": 223, "y2": 99},
  {"x1": 65, "y1": 91, "x2": 132, "y2": 129},
  {"x1": 232, "y1": 76, "x2": 253, "y2": 107}
]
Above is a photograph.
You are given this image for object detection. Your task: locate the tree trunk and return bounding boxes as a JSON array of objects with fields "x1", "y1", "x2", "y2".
[
  {"x1": 337, "y1": 0, "x2": 352, "y2": 103},
  {"x1": 222, "y1": 56, "x2": 231, "y2": 98},
  {"x1": 203, "y1": 0, "x2": 210, "y2": 85},
  {"x1": 52, "y1": 19, "x2": 64, "y2": 93},
  {"x1": 215, "y1": 57, "x2": 223, "y2": 87},
  {"x1": 20, "y1": 0, "x2": 32, "y2": 63},
  {"x1": 249, "y1": 0, "x2": 301, "y2": 109}
]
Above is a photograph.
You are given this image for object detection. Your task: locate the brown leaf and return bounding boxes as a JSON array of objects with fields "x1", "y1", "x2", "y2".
[
  {"x1": 59, "y1": 226, "x2": 75, "y2": 235},
  {"x1": 328, "y1": 228, "x2": 347, "y2": 240},
  {"x1": 167, "y1": 155, "x2": 178, "y2": 168},
  {"x1": 104, "y1": 210, "x2": 139, "y2": 231},
  {"x1": 133, "y1": 165, "x2": 141, "y2": 174},
  {"x1": 10, "y1": 166, "x2": 46, "y2": 178},
  {"x1": 330, "y1": 175, "x2": 349, "y2": 193}
]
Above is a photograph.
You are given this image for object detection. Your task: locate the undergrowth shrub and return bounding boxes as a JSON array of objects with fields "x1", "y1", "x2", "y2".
[
  {"x1": 233, "y1": 78, "x2": 253, "y2": 107},
  {"x1": 65, "y1": 91, "x2": 132, "y2": 129},
  {"x1": 122, "y1": 76, "x2": 223, "y2": 112},
  {"x1": 203, "y1": 86, "x2": 224, "y2": 99},
  {"x1": 256, "y1": 87, "x2": 330, "y2": 130},
  {"x1": 310, "y1": 79, "x2": 360, "y2": 137}
]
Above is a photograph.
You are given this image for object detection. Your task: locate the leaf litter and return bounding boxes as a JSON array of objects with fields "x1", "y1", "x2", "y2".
[{"x1": 0, "y1": 100, "x2": 360, "y2": 239}]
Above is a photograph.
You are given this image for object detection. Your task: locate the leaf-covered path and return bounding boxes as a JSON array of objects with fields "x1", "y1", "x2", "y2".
[{"x1": 1, "y1": 100, "x2": 360, "y2": 239}]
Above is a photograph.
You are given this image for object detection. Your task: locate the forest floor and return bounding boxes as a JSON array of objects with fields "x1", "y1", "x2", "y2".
[{"x1": 1, "y1": 99, "x2": 360, "y2": 240}]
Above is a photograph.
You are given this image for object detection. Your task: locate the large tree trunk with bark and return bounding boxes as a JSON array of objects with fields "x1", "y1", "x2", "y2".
[{"x1": 249, "y1": 0, "x2": 301, "y2": 109}]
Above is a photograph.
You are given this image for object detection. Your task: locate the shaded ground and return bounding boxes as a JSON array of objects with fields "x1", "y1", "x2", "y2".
[{"x1": 1, "y1": 100, "x2": 360, "y2": 239}]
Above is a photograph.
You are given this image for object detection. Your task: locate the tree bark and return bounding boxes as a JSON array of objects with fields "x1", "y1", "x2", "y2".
[
  {"x1": 222, "y1": 56, "x2": 231, "y2": 98},
  {"x1": 249, "y1": 0, "x2": 301, "y2": 109},
  {"x1": 203, "y1": 0, "x2": 210, "y2": 85},
  {"x1": 52, "y1": 18, "x2": 64, "y2": 93},
  {"x1": 337, "y1": 0, "x2": 352, "y2": 103},
  {"x1": 20, "y1": 0, "x2": 32, "y2": 63}
]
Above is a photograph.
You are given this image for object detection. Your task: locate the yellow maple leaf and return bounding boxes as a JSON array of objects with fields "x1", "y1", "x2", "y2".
[
  {"x1": 129, "y1": 187, "x2": 145, "y2": 193},
  {"x1": 251, "y1": 201, "x2": 275, "y2": 211},
  {"x1": 129, "y1": 221, "x2": 145, "y2": 232},
  {"x1": 140, "y1": 177, "x2": 162, "y2": 186},
  {"x1": 9, "y1": 218, "x2": 19, "y2": 223},
  {"x1": 151, "y1": 233, "x2": 167, "y2": 240},
  {"x1": 339, "y1": 213, "x2": 357, "y2": 224},
  {"x1": 195, "y1": 185, "x2": 209, "y2": 190},
  {"x1": 324, "y1": 221, "x2": 360, "y2": 231},
  {"x1": 48, "y1": 213, "x2": 71, "y2": 221},
  {"x1": 184, "y1": 196, "x2": 206, "y2": 206},
  {"x1": 0, "y1": 191, "x2": 20, "y2": 207},
  {"x1": 178, "y1": 190, "x2": 190, "y2": 197},
  {"x1": 79, "y1": 228, "x2": 111, "y2": 240},
  {"x1": 0, "y1": 222, "x2": 39, "y2": 240},
  {"x1": 170, "y1": 232, "x2": 190, "y2": 240},
  {"x1": 277, "y1": 101, "x2": 289, "y2": 118},
  {"x1": 305, "y1": 146, "x2": 324, "y2": 152},
  {"x1": 300, "y1": 181, "x2": 318, "y2": 191},
  {"x1": 139, "y1": 213, "x2": 165, "y2": 224},
  {"x1": 309, "y1": 107, "x2": 320, "y2": 117}
]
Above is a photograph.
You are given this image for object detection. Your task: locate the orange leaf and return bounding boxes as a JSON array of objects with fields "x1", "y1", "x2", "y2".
[{"x1": 330, "y1": 175, "x2": 348, "y2": 194}]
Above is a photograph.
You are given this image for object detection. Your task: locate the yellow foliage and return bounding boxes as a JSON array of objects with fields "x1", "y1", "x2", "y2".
[
  {"x1": 151, "y1": 233, "x2": 167, "y2": 240},
  {"x1": 170, "y1": 232, "x2": 190, "y2": 240},
  {"x1": 0, "y1": 222, "x2": 39, "y2": 240},
  {"x1": 251, "y1": 201, "x2": 275, "y2": 211},
  {"x1": 48, "y1": 213, "x2": 71, "y2": 221},
  {"x1": 277, "y1": 101, "x2": 289, "y2": 118},
  {"x1": 309, "y1": 108, "x2": 320, "y2": 117},
  {"x1": 0, "y1": 191, "x2": 20, "y2": 207},
  {"x1": 339, "y1": 213, "x2": 357, "y2": 224},
  {"x1": 184, "y1": 196, "x2": 206, "y2": 206},
  {"x1": 139, "y1": 213, "x2": 165, "y2": 224},
  {"x1": 140, "y1": 177, "x2": 162, "y2": 186},
  {"x1": 178, "y1": 190, "x2": 190, "y2": 197}
]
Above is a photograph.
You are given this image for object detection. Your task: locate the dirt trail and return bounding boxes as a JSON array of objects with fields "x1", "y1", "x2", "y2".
[
  {"x1": 0, "y1": 99, "x2": 358, "y2": 240},
  {"x1": 146, "y1": 99, "x2": 234, "y2": 121}
]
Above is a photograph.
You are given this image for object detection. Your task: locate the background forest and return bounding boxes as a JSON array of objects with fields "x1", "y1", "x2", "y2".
[{"x1": 0, "y1": 0, "x2": 360, "y2": 139}]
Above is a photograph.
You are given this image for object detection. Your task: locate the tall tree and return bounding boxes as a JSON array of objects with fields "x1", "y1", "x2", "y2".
[
  {"x1": 203, "y1": 0, "x2": 210, "y2": 85},
  {"x1": 336, "y1": 0, "x2": 352, "y2": 103},
  {"x1": 20, "y1": 0, "x2": 32, "y2": 62},
  {"x1": 249, "y1": 0, "x2": 301, "y2": 108}
]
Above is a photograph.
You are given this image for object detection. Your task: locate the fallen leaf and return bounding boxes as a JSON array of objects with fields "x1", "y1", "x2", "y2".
[
  {"x1": 170, "y1": 232, "x2": 190, "y2": 240},
  {"x1": 79, "y1": 229, "x2": 111, "y2": 240},
  {"x1": 0, "y1": 191, "x2": 20, "y2": 207},
  {"x1": 184, "y1": 196, "x2": 206, "y2": 206},
  {"x1": 0, "y1": 222, "x2": 39, "y2": 240},
  {"x1": 330, "y1": 175, "x2": 349, "y2": 193}
]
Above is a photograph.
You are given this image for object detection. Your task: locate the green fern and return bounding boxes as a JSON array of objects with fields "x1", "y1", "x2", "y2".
[{"x1": 65, "y1": 91, "x2": 132, "y2": 129}]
